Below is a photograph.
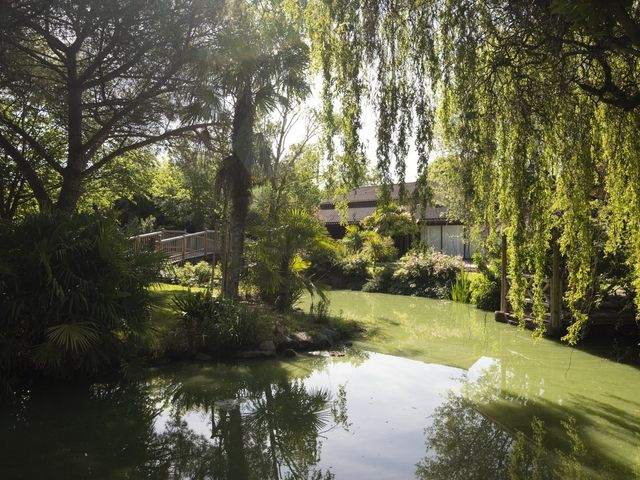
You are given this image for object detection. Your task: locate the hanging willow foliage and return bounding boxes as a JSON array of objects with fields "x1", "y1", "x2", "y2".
[{"x1": 303, "y1": 0, "x2": 640, "y2": 343}]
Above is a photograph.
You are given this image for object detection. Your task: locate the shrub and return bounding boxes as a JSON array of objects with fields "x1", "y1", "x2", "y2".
[
  {"x1": 170, "y1": 291, "x2": 270, "y2": 357},
  {"x1": 339, "y1": 226, "x2": 397, "y2": 262},
  {"x1": 390, "y1": 248, "x2": 462, "y2": 298},
  {"x1": 469, "y1": 253, "x2": 501, "y2": 311},
  {"x1": 470, "y1": 272, "x2": 501, "y2": 310},
  {"x1": 160, "y1": 260, "x2": 213, "y2": 288},
  {"x1": 335, "y1": 253, "x2": 370, "y2": 289},
  {"x1": 247, "y1": 209, "x2": 334, "y2": 311},
  {"x1": 361, "y1": 231, "x2": 398, "y2": 262},
  {"x1": 0, "y1": 211, "x2": 162, "y2": 387},
  {"x1": 363, "y1": 265, "x2": 395, "y2": 293}
]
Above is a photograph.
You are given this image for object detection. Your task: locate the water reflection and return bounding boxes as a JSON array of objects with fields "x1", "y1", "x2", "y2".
[
  {"x1": 146, "y1": 372, "x2": 346, "y2": 479},
  {"x1": 0, "y1": 358, "x2": 350, "y2": 480},
  {"x1": 1, "y1": 345, "x2": 638, "y2": 479},
  {"x1": 417, "y1": 394, "x2": 514, "y2": 480}
]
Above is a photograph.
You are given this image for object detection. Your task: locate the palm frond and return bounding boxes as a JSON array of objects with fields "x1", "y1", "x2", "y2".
[{"x1": 46, "y1": 322, "x2": 99, "y2": 354}]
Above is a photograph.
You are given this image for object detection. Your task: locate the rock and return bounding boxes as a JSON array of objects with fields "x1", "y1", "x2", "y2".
[
  {"x1": 323, "y1": 328, "x2": 339, "y2": 342},
  {"x1": 282, "y1": 348, "x2": 298, "y2": 358},
  {"x1": 195, "y1": 353, "x2": 213, "y2": 361},
  {"x1": 277, "y1": 335, "x2": 293, "y2": 346},
  {"x1": 292, "y1": 331, "x2": 313, "y2": 345},
  {"x1": 258, "y1": 340, "x2": 276, "y2": 353},
  {"x1": 309, "y1": 350, "x2": 347, "y2": 357},
  {"x1": 236, "y1": 350, "x2": 276, "y2": 359},
  {"x1": 312, "y1": 332, "x2": 331, "y2": 348},
  {"x1": 309, "y1": 350, "x2": 332, "y2": 357}
]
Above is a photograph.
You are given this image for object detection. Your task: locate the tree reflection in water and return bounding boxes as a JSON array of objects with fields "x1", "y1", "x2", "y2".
[
  {"x1": 416, "y1": 392, "x2": 622, "y2": 480},
  {"x1": 141, "y1": 367, "x2": 348, "y2": 479},
  {"x1": 416, "y1": 394, "x2": 515, "y2": 480}
]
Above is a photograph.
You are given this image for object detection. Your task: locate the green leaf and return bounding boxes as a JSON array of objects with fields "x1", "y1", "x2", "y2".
[{"x1": 46, "y1": 322, "x2": 99, "y2": 354}]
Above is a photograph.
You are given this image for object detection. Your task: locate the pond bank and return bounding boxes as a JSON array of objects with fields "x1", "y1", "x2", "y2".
[{"x1": 148, "y1": 284, "x2": 362, "y2": 363}]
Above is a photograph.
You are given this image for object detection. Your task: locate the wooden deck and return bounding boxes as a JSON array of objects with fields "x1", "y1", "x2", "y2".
[{"x1": 130, "y1": 229, "x2": 222, "y2": 264}]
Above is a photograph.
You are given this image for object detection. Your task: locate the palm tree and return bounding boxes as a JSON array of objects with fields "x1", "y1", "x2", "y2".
[{"x1": 215, "y1": 1, "x2": 309, "y2": 299}]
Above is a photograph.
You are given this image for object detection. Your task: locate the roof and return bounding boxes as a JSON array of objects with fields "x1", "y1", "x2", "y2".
[
  {"x1": 318, "y1": 205, "x2": 377, "y2": 224},
  {"x1": 318, "y1": 183, "x2": 457, "y2": 225},
  {"x1": 319, "y1": 182, "x2": 416, "y2": 207}
]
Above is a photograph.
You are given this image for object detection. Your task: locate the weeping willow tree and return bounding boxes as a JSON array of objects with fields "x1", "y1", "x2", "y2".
[{"x1": 302, "y1": 0, "x2": 640, "y2": 343}]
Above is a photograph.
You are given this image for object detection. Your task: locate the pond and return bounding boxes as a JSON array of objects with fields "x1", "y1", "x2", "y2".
[{"x1": 2, "y1": 291, "x2": 639, "y2": 479}]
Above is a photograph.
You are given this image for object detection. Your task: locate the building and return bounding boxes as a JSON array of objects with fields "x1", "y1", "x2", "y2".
[{"x1": 318, "y1": 182, "x2": 476, "y2": 259}]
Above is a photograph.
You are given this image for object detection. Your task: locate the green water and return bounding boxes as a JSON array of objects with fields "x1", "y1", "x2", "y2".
[{"x1": 1, "y1": 291, "x2": 639, "y2": 479}]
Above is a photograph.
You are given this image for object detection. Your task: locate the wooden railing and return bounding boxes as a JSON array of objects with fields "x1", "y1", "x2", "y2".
[{"x1": 130, "y1": 229, "x2": 222, "y2": 264}]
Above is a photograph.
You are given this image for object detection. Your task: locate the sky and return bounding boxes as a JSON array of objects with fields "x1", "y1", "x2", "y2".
[{"x1": 284, "y1": 75, "x2": 421, "y2": 183}]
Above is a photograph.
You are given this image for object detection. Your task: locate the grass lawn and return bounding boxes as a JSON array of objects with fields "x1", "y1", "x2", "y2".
[{"x1": 149, "y1": 283, "x2": 203, "y2": 333}]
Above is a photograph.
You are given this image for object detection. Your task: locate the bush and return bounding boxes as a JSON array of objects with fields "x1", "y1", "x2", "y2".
[
  {"x1": 169, "y1": 291, "x2": 270, "y2": 357},
  {"x1": 470, "y1": 272, "x2": 501, "y2": 310},
  {"x1": 363, "y1": 265, "x2": 395, "y2": 293},
  {"x1": 0, "y1": 211, "x2": 162, "y2": 387},
  {"x1": 389, "y1": 249, "x2": 462, "y2": 298},
  {"x1": 247, "y1": 209, "x2": 334, "y2": 311},
  {"x1": 160, "y1": 260, "x2": 213, "y2": 288},
  {"x1": 335, "y1": 253, "x2": 370, "y2": 289},
  {"x1": 469, "y1": 253, "x2": 501, "y2": 311},
  {"x1": 339, "y1": 225, "x2": 397, "y2": 262}
]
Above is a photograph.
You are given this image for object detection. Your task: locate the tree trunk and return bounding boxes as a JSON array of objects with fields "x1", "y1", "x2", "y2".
[
  {"x1": 223, "y1": 84, "x2": 255, "y2": 299},
  {"x1": 227, "y1": 407, "x2": 249, "y2": 480},
  {"x1": 276, "y1": 255, "x2": 292, "y2": 311},
  {"x1": 57, "y1": 52, "x2": 85, "y2": 213},
  {"x1": 56, "y1": 167, "x2": 84, "y2": 212}
]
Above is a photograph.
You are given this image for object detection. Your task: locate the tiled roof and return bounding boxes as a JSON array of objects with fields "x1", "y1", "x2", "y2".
[{"x1": 319, "y1": 182, "x2": 417, "y2": 207}]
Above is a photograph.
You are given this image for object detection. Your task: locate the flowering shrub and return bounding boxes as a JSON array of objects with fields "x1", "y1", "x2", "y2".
[{"x1": 389, "y1": 249, "x2": 462, "y2": 298}]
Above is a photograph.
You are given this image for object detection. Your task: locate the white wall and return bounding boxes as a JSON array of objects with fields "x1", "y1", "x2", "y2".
[
  {"x1": 421, "y1": 224, "x2": 470, "y2": 258},
  {"x1": 442, "y1": 225, "x2": 464, "y2": 257},
  {"x1": 422, "y1": 225, "x2": 442, "y2": 251}
]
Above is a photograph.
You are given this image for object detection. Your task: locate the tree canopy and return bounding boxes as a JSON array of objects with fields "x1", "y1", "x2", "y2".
[{"x1": 0, "y1": 0, "x2": 222, "y2": 211}]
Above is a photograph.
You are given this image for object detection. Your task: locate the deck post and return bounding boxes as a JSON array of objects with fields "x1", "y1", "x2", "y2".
[
  {"x1": 210, "y1": 229, "x2": 217, "y2": 294},
  {"x1": 495, "y1": 233, "x2": 508, "y2": 323},
  {"x1": 181, "y1": 234, "x2": 186, "y2": 263},
  {"x1": 550, "y1": 230, "x2": 562, "y2": 335},
  {"x1": 203, "y1": 231, "x2": 208, "y2": 257}
]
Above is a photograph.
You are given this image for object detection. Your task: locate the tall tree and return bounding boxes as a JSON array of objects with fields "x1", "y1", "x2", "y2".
[
  {"x1": 0, "y1": 0, "x2": 222, "y2": 212},
  {"x1": 253, "y1": 103, "x2": 321, "y2": 220},
  {"x1": 215, "y1": 0, "x2": 309, "y2": 299}
]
